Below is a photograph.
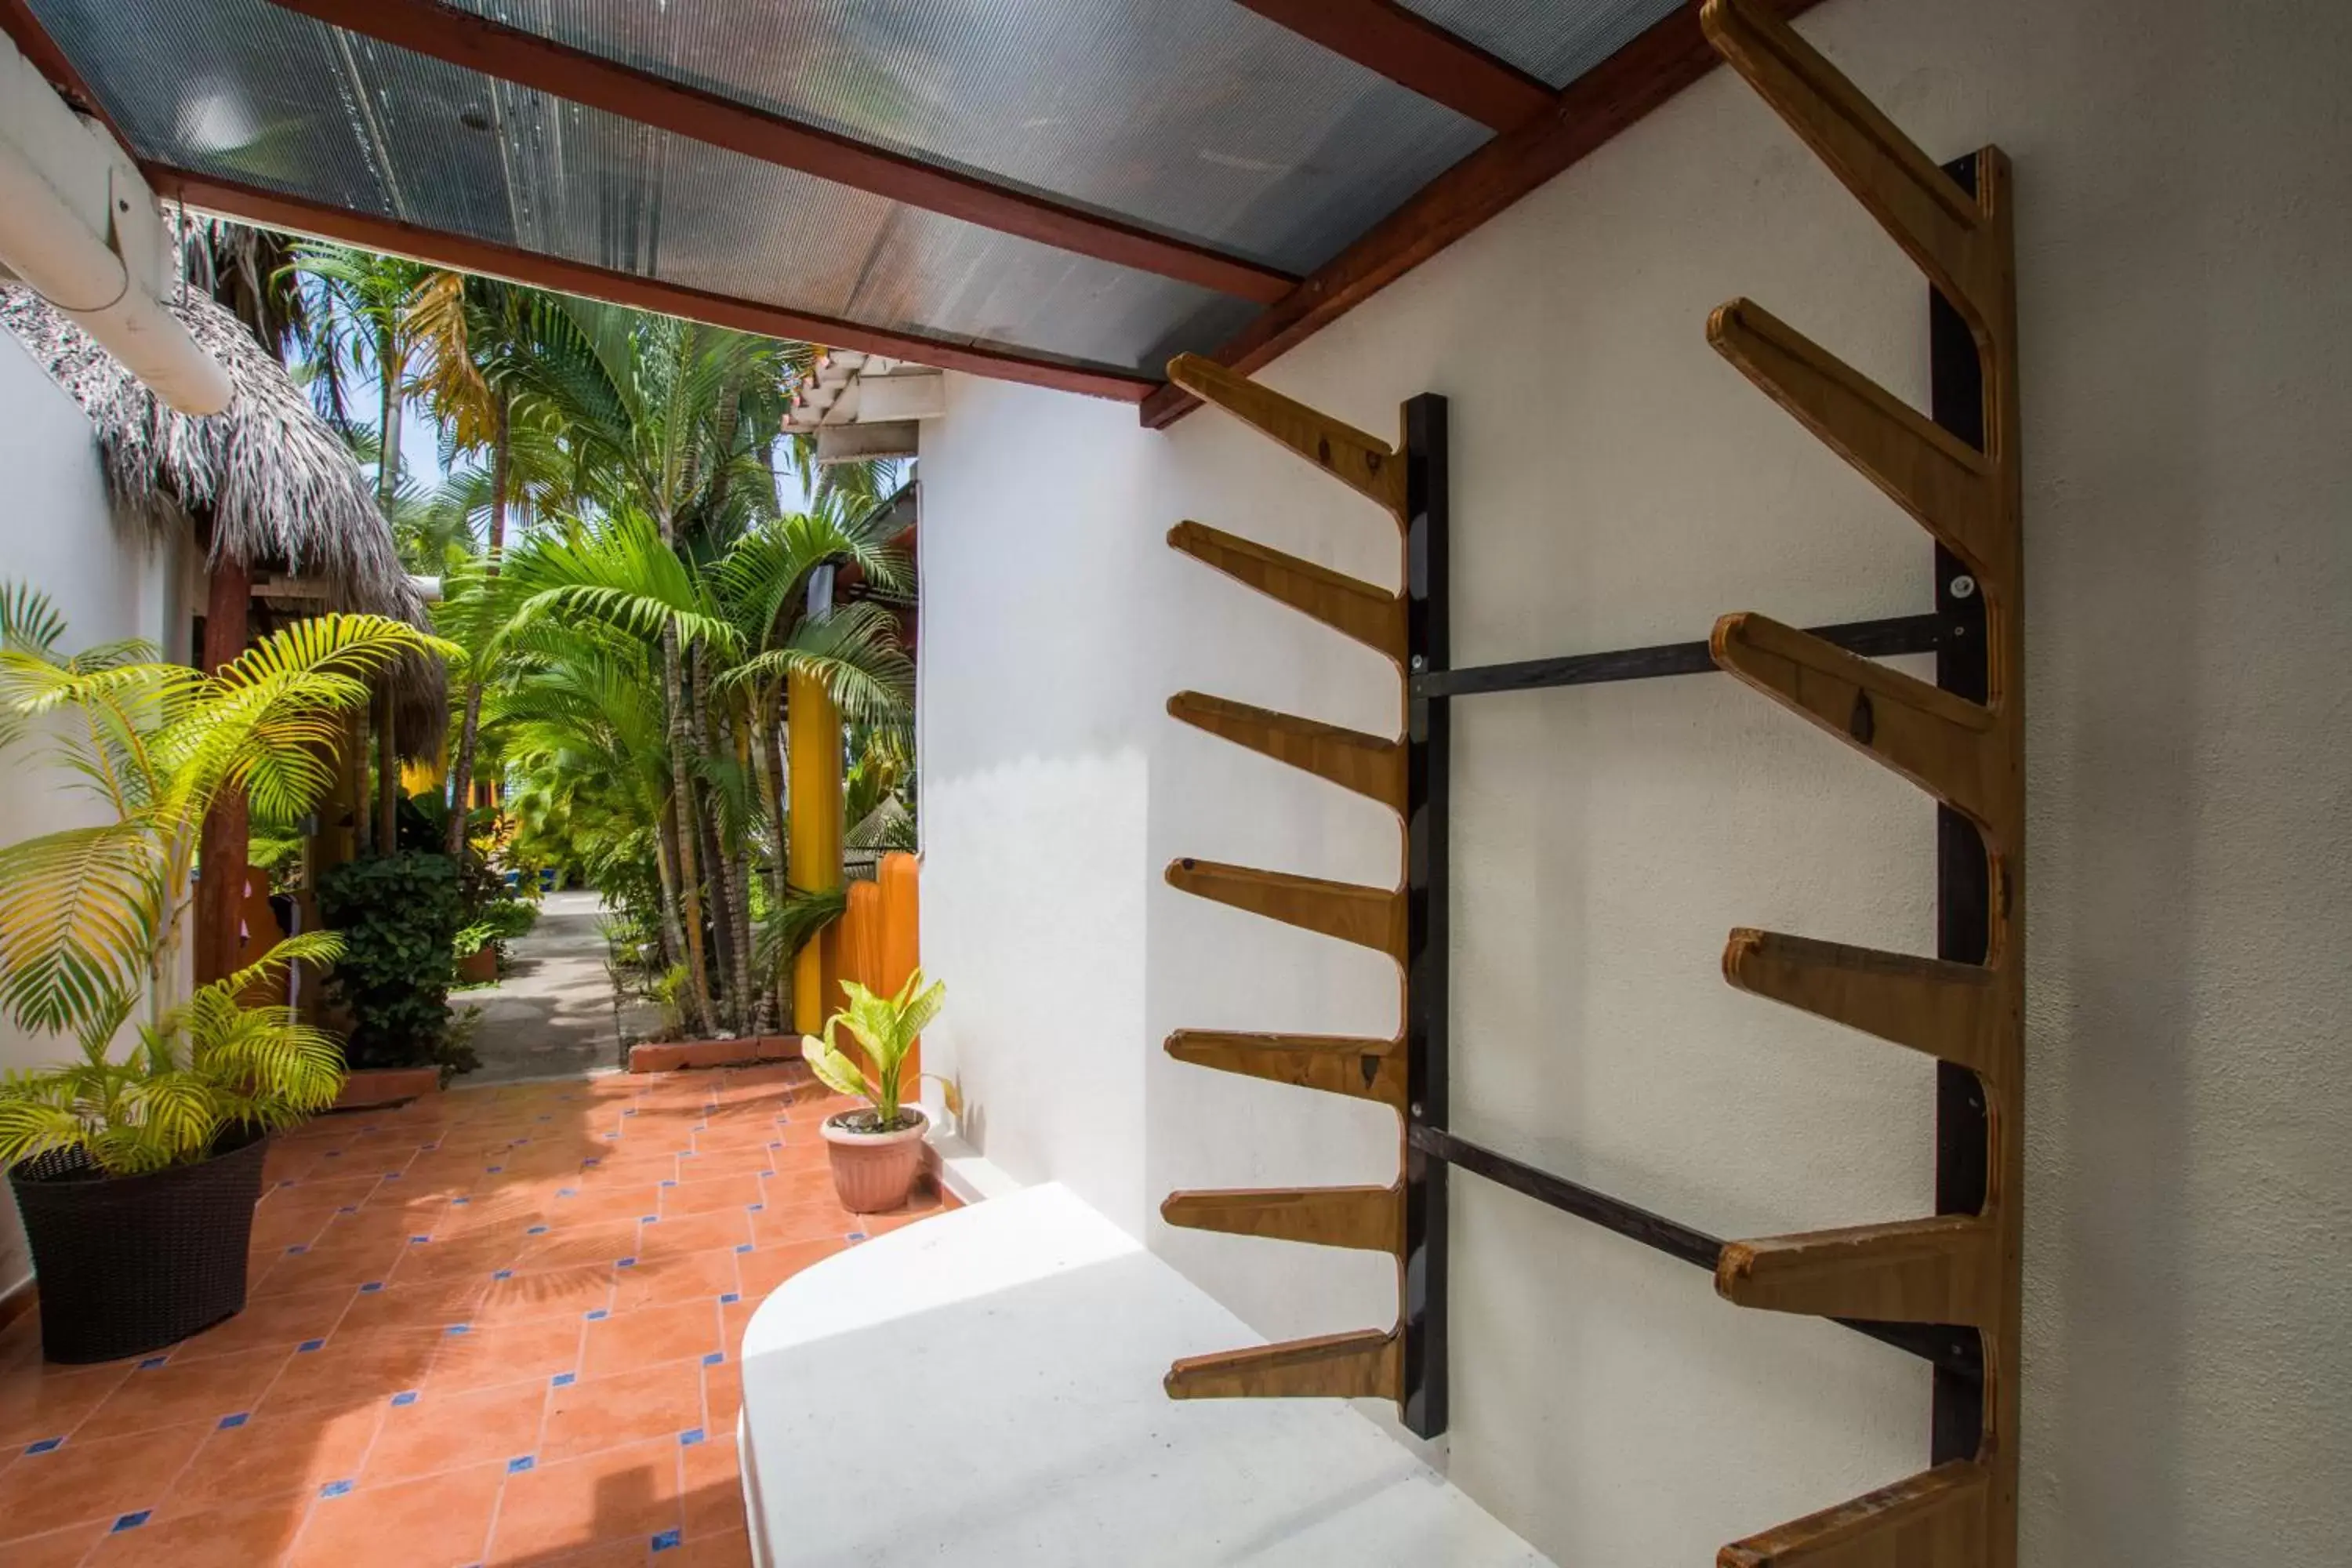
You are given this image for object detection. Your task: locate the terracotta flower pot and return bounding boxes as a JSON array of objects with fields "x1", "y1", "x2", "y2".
[{"x1": 820, "y1": 1108, "x2": 927, "y2": 1214}]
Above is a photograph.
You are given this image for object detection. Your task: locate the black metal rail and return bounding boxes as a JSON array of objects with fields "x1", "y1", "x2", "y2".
[{"x1": 1411, "y1": 612, "x2": 1947, "y2": 701}]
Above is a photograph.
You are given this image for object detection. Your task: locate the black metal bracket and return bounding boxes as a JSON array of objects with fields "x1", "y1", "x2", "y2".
[{"x1": 1401, "y1": 157, "x2": 1994, "y2": 1440}]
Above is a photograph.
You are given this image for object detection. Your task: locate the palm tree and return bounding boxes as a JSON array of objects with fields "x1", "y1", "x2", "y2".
[{"x1": 0, "y1": 585, "x2": 453, "y2": 1171}]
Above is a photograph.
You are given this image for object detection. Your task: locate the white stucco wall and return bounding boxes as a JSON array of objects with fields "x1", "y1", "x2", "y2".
[
  {"x1": 916, "y1": 0, "x2": 2352, "y2": 1561},
  {"x1": 0, "y1": 328, "x2": 183, "y2": 1300}
]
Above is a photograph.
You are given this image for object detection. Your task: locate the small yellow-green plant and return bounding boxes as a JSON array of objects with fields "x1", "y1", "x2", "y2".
[{"x1": 801, "y1": 968, "x2": 956, "y2": 1134}]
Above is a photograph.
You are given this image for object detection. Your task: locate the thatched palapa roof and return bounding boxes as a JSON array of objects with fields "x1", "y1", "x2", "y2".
[{"x1": 2, "y1": 285, "x2": 445, "y2": 753}]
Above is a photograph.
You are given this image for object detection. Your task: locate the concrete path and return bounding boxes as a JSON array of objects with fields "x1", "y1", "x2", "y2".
[{"x1": 458, "y1": 888, "x2": 657, "y2": 1083}]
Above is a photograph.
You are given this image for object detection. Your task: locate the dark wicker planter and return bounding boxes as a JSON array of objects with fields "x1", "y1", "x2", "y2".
[{"x1": 6, "y1": 1127, "x2": 269, "y2": 1364}]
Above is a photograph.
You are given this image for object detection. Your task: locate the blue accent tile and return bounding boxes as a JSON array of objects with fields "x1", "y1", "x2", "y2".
[
  {"x1": 526, "y1": 1225, "x2": 548, "y2": 1236},
  {"x1": 768, "y1": 1141, "x2": 782, "y2": 1149},
  {"x1": 616, "y1": 1257, "x2": 637, "y2": 1269},
  {"x1": 506, "y1": 1455, "x2": 535, "y2": 1473},
  {"x1": 409, "y1": 1235, "x2": 430, "y2": 1244},
  {"x1": 586, "y1": 1308, "x2": 609, "y2": 1320},
  {"x1": 641, "y1": 1216, "x2": 659, "y2": 1225},
  {"x1": 217, "y1": 1414, "x2": 249, "y2": 1429},
  {"x1": 659, "y1": 1179, "x2": 677, "y2": 1188},
  {"x1": 446, "y1": 1323, "x2": 471, "y2": 1335},
  {"x1": 390, "y1": 1391, "x2": 419, "y2": 1406},
  {"x1": 846, "y1": 1232, "x2": 867, "y2": 1243},
  {"x1": 487, "y1": 1164, "x2": 505, "y2": 1172},
  {"x1": 622, "y1": 1109, "x2": 637, "y2": 1117},
  {"x1": 550, "y1": 1372, "x2": 575, "y2": 1388},
  {"x1": 25, "y1": 1436, "x2": 64, "y2": 1454},
  {"x1": 337, "y1": 1205, "x2": 358, "y2": 1214},
  {"x1": 452, "y1": 1196, "x2": 470, "y2": 1205},
  {"x1": 493, "y1": 1269, "x2": 514, "y2": 1281},
  {"x1": 137, "y1": 1356, "x2": 169, "y2": 1370},
  {"x1": 422, "y1": 1143, "x2": 440, "y2": 1152},
  {"x1": 581, "y1": 1158, "x2": 601, "y2": 1167},
  {"x1": 383, "y1": 1172, "x2": 402, "y2": 1181},
  {"x1": 538, "y1": 1115, "x2": 552, "y2": 1122},
  {"x1": 603, "y1": 1132, "x2": 619, "y2": 1141},
  {"x1": 702, "y1": 1352, "x2": 724, "y2": 1367},
  {"x1": 746, "y1": 1203, "x2": 764, "y2": 1212},
  {"x1": 735, "y1": 1243, "x2": 752, "y2": 1254},
  {"x1": 360, "y1": 1282, "x2": 384, "y2": 1293},
  {"x1": 679, "y1": 1428, "x2": 706, "y2": 1446},
  {"x1": 324, "y1": 1150, "x2": 341, "y2": 1159},
  {"x1": 319, "y1": 1479, "x2": 354, "y2": 1498},
  {"x1": 112, "y1": 1512, "x2": 151, "y2": 1532},
  {"x1": 557, "y1": 1188, "x2": 576, "y2": 1198},
  {"x1": 297, "y1": 1338, "x2": 326, "y2": 1353},
  {"x1": 276, "y1": 1179, "x2": 294, "y2": 1188},
  {"x1": 651, "y1": 1529, "x2": 682, "y2": 1552},
  {"x1": 719, "y1": 1293, "x2": 739, "y2": 1305}
]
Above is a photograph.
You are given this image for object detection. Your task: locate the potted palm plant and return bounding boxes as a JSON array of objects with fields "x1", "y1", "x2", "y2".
[
  {"x1": 0, "y1": 586, "x2": 451, "y2": 1362},
  {"x1": 800, "y1": 969, "x2": 955, "y2": 1214}
]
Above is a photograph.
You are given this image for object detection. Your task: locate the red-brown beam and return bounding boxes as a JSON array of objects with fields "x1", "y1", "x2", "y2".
[
  {"x1": 260, "y1": 0, "x2": 1298, "y2": 305},
  {"x1": 151, "y1": 167, "x2": 1160, "y2": 403},
  {"x1": 1235, "y1": 0, "x2": 1554, "y2": 132},
  {"x1": 1143, "y1": 0, "x2": 1825, "y2": 428}
]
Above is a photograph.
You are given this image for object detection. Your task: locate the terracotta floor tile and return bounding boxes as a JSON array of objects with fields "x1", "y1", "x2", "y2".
[
  {"x1": 2, "y1": 1518, "x2": 113, "y2": 1566},
  {"x1": 543, "y1": 1185, "x2": 666, "y2": 1229},
  {"x1": 386, "y1": 1233, "x2": 523, "y2": 1285},
  {"x1": 718, "y1": 1299, "x2": 757, "y2": 1359},
  {"x1": 734, "y1": 1238, "x2": 850, "y2": 1301},
  {"x1": 633, "y1": 1208, "x2": 750, "y2": 1260},
  {"x1": 487, "y1": 1434, "x2": 681, "y2": 1564},
  {"x1": 671, "y1": 1151, "x2": 775, "y2": 1181},
  {"x1": 287, "y1": 1457, "x2": 504, "y2": 1568},
  {"x1": 750, "y1": 1196, "x2": 860, "y2": 1249},
  {"x1": 248, "y1": 1209, "x2": 332, "y2": 1254},
  {"x1": 91, "y1": 1490, "x2": 313, "y2": 1565},
  {"x1": 361, "y1": 1377, "x2": 550, "y2": 1486},
  {"x1": 0, "y1": 1358, "x2": 132, "y2": 1445},
  {"x1": 701, "y1": 1359, "x2": 742, "y2": 1436},
  {"x1": 517, "y1": 1221, "x2": 642, "y2": 1274},
  {"x1": 575, "y1": 1152, "x2": 680, "y2": 1183},
  {"x1": 262, "y1": 1172, "x2": 390, "y2": 1207},
  {"x1": 580, "y1": 1299, "x2": 718, "y2": 1381},
  {"x1": 173, "y1": 1286, "x2": 357, "y2": 1362},
  {"x1": 475, "y1": 1264, "x2": 615, "y2": 1326},
  {"x1": 668, "y1": 1528, "x2": 755, "y2": 1567},
  {"x1": 612, "y1": 1248, "x2": 739, "y2": 1312},
  {"x1": 259, "y1": 1328, "x2": 443, "y2": 1415},
  {"x1": 0, "y1": 1418, "x2": 210, "y2": 1539},
  {"x1": 678, "y1": 1432, "x2": 742, "y2": 1540},
  {"x1": 156, "y1": 1399, "x2": 383, "y2": 1516},
  {"x1": 539, "y1": 1359, "x2": 702, "y2": 1464},
  {"x1": 76, "y1": 1346, "x2": 292, "y2": 1441},
  {"x1": 334, "y1": 1274, "x2": 494, "y2": 1336},
  {"x1": 658, "y1": 1174, "x2": 761, "y2": 1218},
  {"x1": 424, "y1": 1315, "x2": 587, "y2": 1394},
  {"x1": 253, "y1": 1240, "x2": 410, "y2": 1298}
]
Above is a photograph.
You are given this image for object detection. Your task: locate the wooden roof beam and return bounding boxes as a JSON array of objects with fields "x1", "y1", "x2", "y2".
[
  {"x1": 1232, "y1": 0, "x2": 1555, "y2": 132},
  {"x1": 261, "y1": 0, "x2": 1300, "y2": 304},
  {"x1": 151, "y1": 168, "x2": 1160, "y2": 404}
]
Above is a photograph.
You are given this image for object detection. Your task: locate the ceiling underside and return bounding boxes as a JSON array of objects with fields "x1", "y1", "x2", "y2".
[{"x1": 16, "y1": 0, "x2": 1693, "y2": 405}]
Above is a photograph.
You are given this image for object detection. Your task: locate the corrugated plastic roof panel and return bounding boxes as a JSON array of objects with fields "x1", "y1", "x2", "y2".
[{"x1": 1397, "y1": 0, "x2": 1683, "y2": 91}]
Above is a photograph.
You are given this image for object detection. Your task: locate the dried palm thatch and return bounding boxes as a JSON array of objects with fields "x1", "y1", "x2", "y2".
[{"x1": 1, "y1": 285, "x2": 445, "y2": 755}]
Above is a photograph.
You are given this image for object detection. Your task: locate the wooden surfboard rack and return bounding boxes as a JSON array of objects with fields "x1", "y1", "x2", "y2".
[{"x1": 1157, "y1": 3, "x2": 2023, "y2": 1559}]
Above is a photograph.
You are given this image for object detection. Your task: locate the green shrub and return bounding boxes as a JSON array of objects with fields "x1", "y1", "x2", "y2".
[{"x1": 318, "y1": 852, "x2": 464, "y2": 1072}]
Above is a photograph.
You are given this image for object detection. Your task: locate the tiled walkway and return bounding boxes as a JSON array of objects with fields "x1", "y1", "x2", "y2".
[{"x1": 0, "y1": 1064, "x2": 945, "y2": 1566}]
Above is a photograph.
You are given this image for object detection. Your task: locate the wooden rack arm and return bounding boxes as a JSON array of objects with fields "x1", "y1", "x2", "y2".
[
  {"x1": 1717, "y1": 1215, "x2": 1998, "y2": 1327},
  {"x1": 1700, "y1": 0, "x2": 2002, "y2": 339},
  {"x1": 1168, "y1": 691, "x2": 1406, "y2": 812},
  {"x1": 1164, "y1": 1030, "x2": 1406, "y2": 1109},
  {"x1": 1167, "y1": 521, "x2": 1407, "y2": 662},
  {"x1": 1708, "y1": 299, "x2": 2005, "y2": 586},
  {"x1": 1724, "y1": 928, "x2": 2002, "y2": 1079},
  {"x1": 1719, "y1": 1461, "x2": 1990, "y2": 1567},
  {"x1": 1162, "y1": 1185, "x2": 1403, "y2": 1254},
  {"x1": 1167, "y1": 354, "x2": 1408, "y2": 519},
  {"x1": 1166, "y1": 858, "x2": 1406, "y2": 961},
  {"x1": 1165, "y1": 1328, "x2": 1400, "y2": 1401},
  {"x1": 1711, "y1": 612, "x2": 2003, "y2": 828}
]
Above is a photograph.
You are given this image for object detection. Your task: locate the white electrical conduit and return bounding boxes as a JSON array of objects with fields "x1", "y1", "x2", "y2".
[{"x1": 0, "y1": 110, "x2": 230, "y2": 414}]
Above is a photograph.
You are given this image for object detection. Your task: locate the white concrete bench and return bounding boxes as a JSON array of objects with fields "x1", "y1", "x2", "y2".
[{"x1": 739, "y1": 1181, "x2": 1551, "y2": 1566}]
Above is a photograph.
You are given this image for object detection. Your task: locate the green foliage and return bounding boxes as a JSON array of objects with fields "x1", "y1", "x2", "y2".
[
  {"x1": 0, "y1": 935, "x2": 349, "y2": 1175},
  {"x1": 0, "y1": 583, "x2": 444, "y2": 1174},
  {"x1": 801, "y1": 968, "x2": 954, "y2": 1133},
  {"x1": 453, "y1": 897, "x2": 536, "y2": 961},
  {"x1": 317, "y1": 852, "x2": 464, "y2": 1071}
]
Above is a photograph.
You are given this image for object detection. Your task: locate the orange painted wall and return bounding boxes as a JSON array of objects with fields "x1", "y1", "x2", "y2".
[{"x1": 829, "y1": 852, "x2": 922, "y2": 1080}]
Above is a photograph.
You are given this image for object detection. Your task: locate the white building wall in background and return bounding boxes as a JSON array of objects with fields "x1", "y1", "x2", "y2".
[
  {"x1": 0, "y1": 327, "x2": 183, "y2": 1301},
  {"x1": 918, "y1": 0, "x2": 2351, "y2": 1562}
]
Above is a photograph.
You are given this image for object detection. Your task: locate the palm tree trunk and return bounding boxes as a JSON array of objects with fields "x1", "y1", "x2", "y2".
[
  {"x1": 445, "y1": 390, "x2": 508, "y2": 861},
  {"x1": 372, "y1": 318, "x2": 402, "y2": 855},
  {"x1": 731, "y1": 703, "x2": 768, "y2": 1034},
  {"x1": 748, "y1": 686, "x2": 788, "y2": 1028},
  {"x1": 653, "y1": 800, "x2": 689, "y2": 982},
  {"x1": 662, "y1": 622, "x2": 713, "y2": 1036},
  {"x1": 688, "y1": 650, "x2": 753, "y2": 1033}
]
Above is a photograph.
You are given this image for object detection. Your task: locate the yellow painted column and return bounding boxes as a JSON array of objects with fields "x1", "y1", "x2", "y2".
[{"x1": 786, "y1": 667, "x2": 844, "y2": 1033}]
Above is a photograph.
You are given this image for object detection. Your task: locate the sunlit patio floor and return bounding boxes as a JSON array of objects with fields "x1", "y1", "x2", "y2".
[{"x1": 0, "y1": 1063, "x2": 947, "y2": 1566}]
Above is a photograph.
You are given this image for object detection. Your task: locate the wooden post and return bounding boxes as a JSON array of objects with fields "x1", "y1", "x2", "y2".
[
  {"x1": 194, "y1": 557, "x2": 250, "y2": 986},
  {"x1": 373, "y1": 684, "x2": 399, "y2": 852}
]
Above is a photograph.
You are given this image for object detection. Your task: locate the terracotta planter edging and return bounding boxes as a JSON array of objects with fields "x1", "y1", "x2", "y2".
[{"x1": 627, "y1": 1035, "x2": 800, "y2": 1074}]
